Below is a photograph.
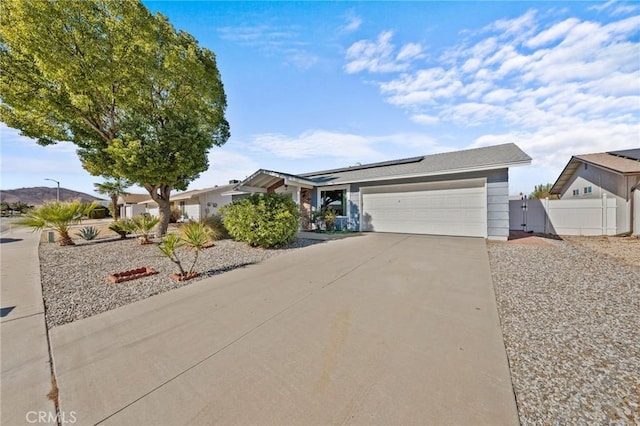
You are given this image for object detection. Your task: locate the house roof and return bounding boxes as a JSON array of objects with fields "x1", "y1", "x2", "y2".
[
  {"x1": 550, "y1": 151, "x2": 640, "y2": 195},
  {"x1": 170, "y1": 183, "x2": 237, "y2": 201},
  {"x1": 237, "y1": 169, "x2": 317, "y2": 192},
  {"x1": 300, "y1": 142, "x2": 531, "y2": 185},
  {"x1": 136, "y1": 184, "x2": 237, "y2": 204},
  {"x1": 117, "y1": 194, "x2": 150, "y2": 205}
]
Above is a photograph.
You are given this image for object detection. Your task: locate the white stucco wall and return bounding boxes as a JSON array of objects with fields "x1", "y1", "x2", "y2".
[{"x1": 199, "y1": 192, "x2": 233, "y2": 218}]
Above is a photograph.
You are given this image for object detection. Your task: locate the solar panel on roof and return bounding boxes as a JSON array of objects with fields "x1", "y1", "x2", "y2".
[
  {"x1": 302, "y1": 156, "x2": 424, "y2": 177},
  {"x1": 608, "y1": 149, "x2": 640, "y2": 161}
]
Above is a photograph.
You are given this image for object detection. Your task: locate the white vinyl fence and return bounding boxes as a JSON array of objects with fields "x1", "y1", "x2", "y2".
[{"x1": 509, "y1": 195, "x2": 617, "y2": 236}]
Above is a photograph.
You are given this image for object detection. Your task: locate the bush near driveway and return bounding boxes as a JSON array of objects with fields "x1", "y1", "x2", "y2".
[{"x1": 222, "y1": 193, "x2": 299, "y2": 248}]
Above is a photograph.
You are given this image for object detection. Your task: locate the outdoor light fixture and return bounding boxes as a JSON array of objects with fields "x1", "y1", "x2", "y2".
[{"x1": 45, "y1": 178, "x2": 60, "y2": 202}]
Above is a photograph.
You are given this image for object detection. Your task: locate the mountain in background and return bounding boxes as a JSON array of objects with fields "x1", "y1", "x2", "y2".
[{"x1": 0, "y1": 187, "x2": 104, "y2": 206}]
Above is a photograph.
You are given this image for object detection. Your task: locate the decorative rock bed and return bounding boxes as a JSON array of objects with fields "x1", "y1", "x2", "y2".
[{"x1": 39, "y1": 237, "x2": 320, "y2": 329}]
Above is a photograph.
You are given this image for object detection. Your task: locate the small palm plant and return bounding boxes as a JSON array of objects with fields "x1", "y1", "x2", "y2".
[
  {"x1": 18, "y1": 200, "x2": 97, "y2": 246},
  {"x1": 131, "y1": 215, "x2": 160, "y2": 244},
  {"x1": 158, "y1": 222, "x2": 216, "y2": 279},
  {"x1": 109, "y1": 219, "x2": 135, "y2": 239}
]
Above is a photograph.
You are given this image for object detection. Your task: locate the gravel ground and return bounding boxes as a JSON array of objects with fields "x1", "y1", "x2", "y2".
[
  {"x1": 488, "y1": 238, "x2": 640, "y2": 425},
  {"x1": 39, "y1": 237, "x2": 320, "y2": 329}
]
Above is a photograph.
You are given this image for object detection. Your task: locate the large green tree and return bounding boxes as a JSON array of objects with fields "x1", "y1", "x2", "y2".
[
  {"x1": 529, "y1": 183, "x2": 558, "y2": 200},
  {"x1": 0, "y1": 0, "x2": 229, "y2": 235}
]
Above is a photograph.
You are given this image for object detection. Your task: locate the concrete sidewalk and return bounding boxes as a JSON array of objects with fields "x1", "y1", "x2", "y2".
[
  {"x1": 51, "y1": 233, "x2": 518, "y2": 425},
  {"x1": 1, "y1": 226, "x2": 57, "y2": 425}
]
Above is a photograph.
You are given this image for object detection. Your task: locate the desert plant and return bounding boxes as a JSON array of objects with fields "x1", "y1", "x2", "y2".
[
  {"x1": 221, "y1": 193, "x2": 299, "y2": 248},
  {"x1": 76, "y1": 226, "x2": 100, "y2": 241},
  {"x1": 94, "y1": 178, "x2": 131, "y2": 221},
  {"x1": 18, "y1": 200, "x2": 97, "y2": 246},
  {"x1": 108, "y1": 219, "x2": 135, "y2": 239},
  {"x1": 157, "y1": 233, "x2": 186, "y2": 276},
  {"x1": 157, "y1": 222, "x2": 215, "y2": 277},
  {"x1": 131, "y1": 215, "x2": 161, "y2": 244},
  {"x1": 169, "y1": 207, "x2": 183, "y2": 223},
  {"x1": 201, "y1": 215, "x2": 229, "y2": 240},
  {"x1": 322, "y1": 209, "x2": 337, "y2": 232}
]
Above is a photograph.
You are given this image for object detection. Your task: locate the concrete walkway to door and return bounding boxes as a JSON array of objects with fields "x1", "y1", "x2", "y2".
[{"x1": 51, "y1": 233, "x2": 518, "y2": 425}]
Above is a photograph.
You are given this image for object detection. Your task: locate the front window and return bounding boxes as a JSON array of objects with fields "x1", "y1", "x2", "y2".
[{"x1": 320, "y1": 189, "x2": 346, "y2": 216}]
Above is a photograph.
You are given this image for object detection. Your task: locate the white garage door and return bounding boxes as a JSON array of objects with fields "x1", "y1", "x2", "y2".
[{"x1": 361, "y1": 179, "x2": 486, "y2": 237}]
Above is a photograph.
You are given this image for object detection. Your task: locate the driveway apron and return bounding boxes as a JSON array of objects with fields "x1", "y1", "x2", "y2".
[{"x1": 50, "y1": 233, "x2": 518, "y2": 425}]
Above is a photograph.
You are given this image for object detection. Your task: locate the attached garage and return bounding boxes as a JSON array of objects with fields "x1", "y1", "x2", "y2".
[{"x1": 361, "y1": 179, "x2": 487, "y2": 237}]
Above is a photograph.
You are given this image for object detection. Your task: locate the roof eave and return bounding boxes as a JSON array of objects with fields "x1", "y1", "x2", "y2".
[{"x1": 314, "y1": 159, "x2": 532, "y2": 186}]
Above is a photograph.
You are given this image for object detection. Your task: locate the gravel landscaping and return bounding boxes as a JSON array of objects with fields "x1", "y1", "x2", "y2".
[
  {"x1": 39, "y1": 237, "x2": 320, "y2": 329},
  {"x1": 488, "y1": 237, "x2": 639, "y2": 425}
]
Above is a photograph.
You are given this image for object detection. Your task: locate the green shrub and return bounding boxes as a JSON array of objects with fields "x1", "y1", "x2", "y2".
[
  {"x1": 88, "y1": 206, "x2": 108, "y2": 219},
  {"x1": 201, "y1": 214, "x2": 229, "y2": 240},
  {"x1": 169, "y1": 207, "x2": 182, "y2": 223},
  {"x1": 76, "y1": 226, "x2": 100, "y2": 240},
  {"x1": 109, "y1": 219, "x2": 134, "y2": 239},
  {"x1": 221, "y1": 193, "x2": 299, "y2": 248}
]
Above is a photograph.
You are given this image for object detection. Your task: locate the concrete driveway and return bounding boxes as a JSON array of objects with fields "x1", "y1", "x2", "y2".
[{"x1": 51, "y1": 233, "x2": 518, "y2": 425}]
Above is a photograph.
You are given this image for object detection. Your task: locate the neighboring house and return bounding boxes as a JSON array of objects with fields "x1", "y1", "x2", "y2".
[
  {"x1": 234, "y1": 143, "x2": 531, "y2": 240},
  {"x1": 169, "y1": 183, "x2": 236, "y2": 221},
  {"x1": 138, "y1": 183, "x2": 237, "y2": 222},
  {"x1": 117, "y1": 194, "x2": 148, "y2": 219},
  {"x1": 549, "y1": 149, "x2": 640, "y2": 235}
]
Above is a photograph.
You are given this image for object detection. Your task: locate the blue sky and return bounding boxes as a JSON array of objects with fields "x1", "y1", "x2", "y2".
[{"x1": 1, "y1": 0, "x2": 639, "y2": 198}]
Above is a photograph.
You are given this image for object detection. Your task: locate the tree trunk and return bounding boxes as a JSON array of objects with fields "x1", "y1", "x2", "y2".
[
  {"x1": 146, "y1": 184, "x2": 172, "y2": 236},
  {"x1": 58, "y1": 231, "x2": 75, "y2": 246},
  {"x1": 111, "y1": 194, "x2": 119, "y2": 221}
]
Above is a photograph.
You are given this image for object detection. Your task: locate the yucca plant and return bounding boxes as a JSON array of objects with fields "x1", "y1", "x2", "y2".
[
  {"x1": 109, "y1": 219, "x2": 135, "y2": 239},
  {"x1": 131, "y1": 215, "x2": 160, "y2": 244},
  {"x1": 158, "y1": 222, "x2": 215, "y2": 278},
  {"x1": 157, "y1": 233, "x2": 186, "y2": 276},
  {"x1": 18, "y1": 200, "x2": 97, "y2": 246},
  {"x1": 76, "y1": 226, "x2": 100, "y2": 241}
]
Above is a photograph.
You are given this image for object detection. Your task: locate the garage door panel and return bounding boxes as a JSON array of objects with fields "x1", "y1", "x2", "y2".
[{"x1": 362, "y1": 182, "x2": 486, "y2": 237}]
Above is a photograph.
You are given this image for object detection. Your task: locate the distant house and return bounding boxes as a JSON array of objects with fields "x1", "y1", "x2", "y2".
[
  {"x1": 234, "y1": 143, "x2": 531, "y2": 240},
  {"x1": 549, "y1": 149, "x2": 640, "y2": 235},
  {"x1": 138, "y1": 183, "x2": 238, "y2": 222},
  {"x1": 169, "y1": 183, "x2": 237, "y2": 221},
  {"x1": 117, "y1": 194, "x2": 148, "y2": 219}
]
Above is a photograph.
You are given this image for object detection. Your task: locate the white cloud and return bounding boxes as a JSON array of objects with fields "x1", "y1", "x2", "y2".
[
  {"x1": 247, "y1": 130, "x2": 440, "y2": 163},
  {"x1": 217, "y1": 24, "x2": 316, "y2": 70},
  {"x1": 346, "y1": 9, "x2": 639, "y2": 173},
  {"x1": 410, "y1": 114, "x2": 439, "y2": 125},
  {"x1": 526, "y1": 17, "x2": 580, "y2": 48},
  {"x1": 188, "y1": 150, "x2": 260, "y2": 187},
  {"x1": 249, "y1": 130, "x2": 380, "y2": 160},
  {"x1": 589, "y1": 0, "x2": 639, "y2": 16},
  {"x1": 396, "y1": 43, "x2": 423, "y2": 61},
  {"x1": 344, "y1": 31, "x2": 423, "y2": 74},
  {"x1": 342, "y1": 14, "x2": 362, "y2": 32}
]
